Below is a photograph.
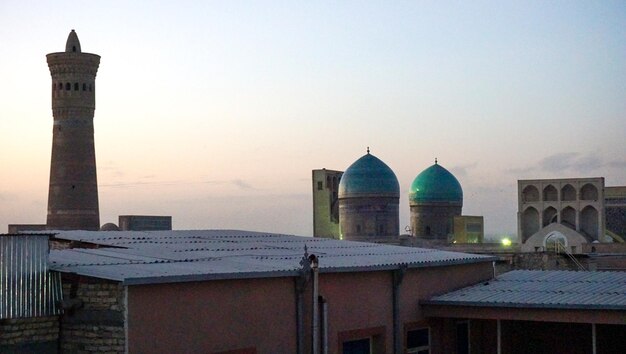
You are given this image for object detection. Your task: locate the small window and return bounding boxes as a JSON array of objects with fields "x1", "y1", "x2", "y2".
[
  {"x1": 74, "y1": 83, "x2": 79, "y2": 91},
  {"x1": 407, "y1": 328, "x2": 430, "y2": 354},
  {"x1": 72, "y1": 45, "x2": 76, "y2": 52},
  {"x1": 343, "y1": 338, "x2": 370, "y2": 354},
  {"x1": 83, "y1": 83, "x2": 87, "y2": 91},
  {"x1": 317, "y1": 181, "x2": 323, "y2": 191},
  {"x1": 425, "y1": 226, "x2": 431, "y2": 236},
  {"x1": 65, "y1": 83, "x2": 71, "y2": 90},
  {"x1": 58, "y1": 82, "x2": 63, "y2": 90}
]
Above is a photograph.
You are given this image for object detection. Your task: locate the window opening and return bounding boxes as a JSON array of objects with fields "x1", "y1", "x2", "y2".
[
  {"x1": 65, "y1": 83, "x2": 71, "y2": 90},
  {"x1": 407, "y1": 328, "x2": 430, "y2": 354},
  {"x1": 342, "y1": 338, "x2": 371, "y2": 354},
  {"x1": 83, "y1": 83, "x2": 87, "y2": 91},
  {"x1": 317, "y1": 181, "x2": 323, "y2": 191}
]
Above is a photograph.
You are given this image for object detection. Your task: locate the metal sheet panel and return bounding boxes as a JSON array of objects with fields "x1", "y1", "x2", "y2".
[
  {"x1": 0, "y1": 235, "x2": 62, "y2": 319},
  {"x1": 46, "y1": 230, "x2": 495, "y2": 284},
  {"x1": 425, "y1": 270, "x2": 626, "y2": 310}
]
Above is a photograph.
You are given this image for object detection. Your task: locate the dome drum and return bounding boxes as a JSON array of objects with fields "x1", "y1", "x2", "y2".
[{"x1": 339, "y1": 198, "x2": 399, "y2": 239}]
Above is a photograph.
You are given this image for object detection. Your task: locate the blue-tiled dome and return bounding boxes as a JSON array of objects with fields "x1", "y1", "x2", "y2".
[
  {"x1": 338, "y1": 152, "x2": 400, "y2": 198},
  {"x1": 409, "y1": 162, "x2": 463, "y2": 204}
]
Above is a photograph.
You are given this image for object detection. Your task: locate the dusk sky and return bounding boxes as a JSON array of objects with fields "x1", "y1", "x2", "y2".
[{"x1": 1, "y1": 1, "x2": 625, "y2": 237}]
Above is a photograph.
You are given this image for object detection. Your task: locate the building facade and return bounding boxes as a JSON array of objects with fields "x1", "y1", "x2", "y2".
[
  {"x1": 517, "y1": 178, "x2": 610, "y2": 253},
  {"x1": 118, "y1": 215, "x2": 172, "y2": 231},
  {"x1": 46, "y1": 30, "x2": 101, "y2": 231},
  {"x1": 312, "y1": 169, "x2": 343, "y2": 238},
  {"x1": 453, "y1": 215, "x2": 484, "y2": 243},
  {"x1": 605, "y1": 186, "x2": 626, "y2": 242}
]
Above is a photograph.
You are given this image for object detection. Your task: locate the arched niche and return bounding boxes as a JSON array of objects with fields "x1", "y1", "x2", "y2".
[
  {"x1": 522, "y1": 207, "x2": 540, "y2": 242},
  {"x1": 543, "y1": 185, "x2": 558, "y2": 201},
  {"x1": 561, "y1": 206, "x2": 576, "y2": 230},
  {"x1": 580, "y1": 205, "x2": 599, "y2": 240},
  {"x1": 581, "y1": 184, "x2": 598, "y2": 201},
  {"x1": 561, "y1": 184, "x2": 576, "y2": 201},
  {"x1": 543, "y1": 206, "x2": 558, "y2": 227},
  {"x1": 522, "y1": 185, "x2": 539, "y2": 203}
]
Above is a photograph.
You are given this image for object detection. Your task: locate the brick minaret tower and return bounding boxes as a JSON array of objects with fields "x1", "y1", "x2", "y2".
[{"x1": 46, "y1": 30, "x2": 101, "y2": 230}]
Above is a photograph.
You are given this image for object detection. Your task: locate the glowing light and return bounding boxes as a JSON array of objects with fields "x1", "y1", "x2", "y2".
[{"x1": 501, "y1": 238, "x2": 512, "y2": 246}]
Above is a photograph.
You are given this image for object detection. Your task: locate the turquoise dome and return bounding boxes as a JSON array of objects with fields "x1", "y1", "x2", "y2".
[
  {"x1": 338, "y1": 153, "x2": 400, "y2": 198},
  {"x1": 409, "y1": 162, "x2": 463, "y2": 204}
]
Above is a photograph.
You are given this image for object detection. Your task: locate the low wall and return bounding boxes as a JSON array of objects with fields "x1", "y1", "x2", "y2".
[
  {"x1": 60, "y1": 276, "x2": 126, "y2": 353},
  {"x1": 0, "y1": 316, "x2": 59, "y2": 353}
]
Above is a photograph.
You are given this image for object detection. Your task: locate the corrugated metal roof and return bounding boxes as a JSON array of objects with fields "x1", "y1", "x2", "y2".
[
  {"x1": 424, "y1": 270, "x2": 626, "y2": 310},
  {"x1": 1, "y1": 235, "x2": 63, "y2": 319},
  {"x1": 47, "y1": 230, "x2": 495, "y2": 285}
]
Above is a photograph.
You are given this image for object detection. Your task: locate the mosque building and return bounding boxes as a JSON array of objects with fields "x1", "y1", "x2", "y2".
[
  {"x1": 336, "y1": 149, "x2": 400, "y2": 241},
  {"x1": 409, "y1": 159, "x2": 464, "y2": 240},
  {"x1": 314, "y1": 152, "x2": 476, "y2": 243}
]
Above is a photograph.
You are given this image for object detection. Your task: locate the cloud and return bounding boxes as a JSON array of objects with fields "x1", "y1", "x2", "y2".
[
  {"x1": 231, "y1": 179, "x2": 255, "y2": 191},
  {"x1": 449, "y1": 162, "x2": 478, "y2": 179},
  {"x1": 508, "y1": 152, "x2": 626, "y2": 176}
]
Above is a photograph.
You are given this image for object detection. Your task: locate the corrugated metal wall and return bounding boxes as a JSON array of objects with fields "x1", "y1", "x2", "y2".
[{"x1": 0, "y1": 235, "x2": 62, "y2": 319}]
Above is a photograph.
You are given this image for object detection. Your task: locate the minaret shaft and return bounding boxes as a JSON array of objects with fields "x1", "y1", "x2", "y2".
[{"x1": 46, "y1": 30, "x2": 101, "y2": 230}]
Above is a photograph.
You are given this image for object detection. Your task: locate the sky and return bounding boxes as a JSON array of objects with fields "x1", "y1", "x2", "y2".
[{"x1": 1, "y1": 1, "x2": 625, "y2": 237}]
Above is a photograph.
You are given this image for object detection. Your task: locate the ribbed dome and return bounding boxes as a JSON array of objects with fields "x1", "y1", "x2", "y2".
[
  {"x1": 409, "y1": 162, "x2": 463, "y2": 204},
  {"x1": 338, "y1": 152, "x2": 400, "y2": 198}
]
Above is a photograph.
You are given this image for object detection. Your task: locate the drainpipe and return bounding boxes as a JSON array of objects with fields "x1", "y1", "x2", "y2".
[
  {"x1": 310, "y1": 254, "x2": 320, "y2": 354},
  {"x1": 497, "y1": 319, "x2": 501, "y2": 354},
  {"x1": 320, "y1": 296, "x2": 328, "y2": 354},
  {"x1": 592, "y1": 323, "x2": 596, "y2": 354},
  {"x1": 393, "y1": 265, "x2": 406, "y2": 354}
]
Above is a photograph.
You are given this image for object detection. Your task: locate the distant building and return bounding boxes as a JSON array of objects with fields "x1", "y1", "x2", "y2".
[
  {"x1": 118, "y1": 215, "x2": 172, "y2": 231},
  {"x1": 7, "y1": 224, "x2": 47, "y2": 234},
  {"x1": 337, "y1": 150, "x2": 400, "y2": 240},
  {"x1": 518, "y1": 177, "x2": 626, "y2": 254},
  {"x1": 453, "y1": 215, "x2": 484, "y2": 243},
  {"x1": 409, "y1": 160, "x2": 463, "y2": 240},
  {"x1": 605, "y1": 186, "x2": 626, "y2": 242},
  {"x1": 312, "y1": 169, "x2": 342, "y2": 239}
]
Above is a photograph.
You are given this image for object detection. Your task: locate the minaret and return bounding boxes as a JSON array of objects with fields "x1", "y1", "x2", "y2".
[{"x1": 46, "y1": 30, "x2": 101, "y2": 230}]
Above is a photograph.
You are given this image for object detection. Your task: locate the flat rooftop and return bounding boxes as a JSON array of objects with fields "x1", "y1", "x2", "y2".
[{"x1": 45, "y1": 230, "x2": 495, "y2": 285}]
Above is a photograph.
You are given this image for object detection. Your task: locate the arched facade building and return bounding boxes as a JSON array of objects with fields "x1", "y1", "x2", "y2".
[{"x1": 518, "y1": 178, "x2": 607, "y2": 253}]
